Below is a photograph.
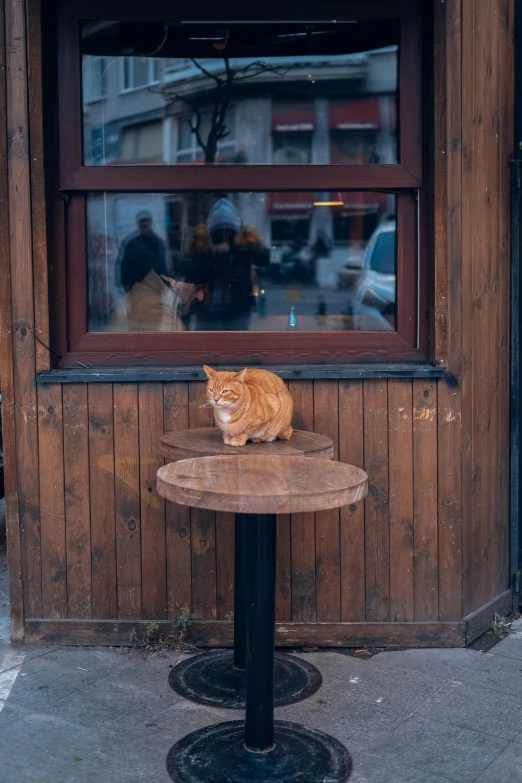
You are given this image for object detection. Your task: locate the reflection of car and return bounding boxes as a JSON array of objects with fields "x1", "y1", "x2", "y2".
[
  {"x1": 336, "y1": 250, "x2": 364, "y2": 290},
  {"x1": 353, "y1": 221, "x2": 396, "y2": 328}
]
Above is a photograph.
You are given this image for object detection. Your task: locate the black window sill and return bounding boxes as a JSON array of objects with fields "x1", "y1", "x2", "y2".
[{"x1": 37, "y1": 363, "x2": 450, "y2": 384}]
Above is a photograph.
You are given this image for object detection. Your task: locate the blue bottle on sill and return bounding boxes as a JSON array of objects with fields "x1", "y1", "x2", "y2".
[{"x1": 287, "y1": 306, "x2": 299, "y2": 330}]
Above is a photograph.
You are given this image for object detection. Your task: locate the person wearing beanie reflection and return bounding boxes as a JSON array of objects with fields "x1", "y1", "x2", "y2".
[
  {"x1": 187, "y1": 197, "x2": 269, "y2": 331},
  {"x1": 108, "y1": 256, "x2": 210, "y2": 332}
]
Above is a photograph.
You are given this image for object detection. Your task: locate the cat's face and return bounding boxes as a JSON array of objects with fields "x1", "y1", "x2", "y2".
[{"x1": 203, "y1": 366, "x2": 247, "y2": 410}]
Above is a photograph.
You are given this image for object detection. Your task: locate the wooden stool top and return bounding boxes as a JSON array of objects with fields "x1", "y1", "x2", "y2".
[
  {"x1": 157, "y1": 455, "x2": 368, "y2": 515},
  {"x1": 160, "y1": 427, "x2": 334, "y2": 462}
]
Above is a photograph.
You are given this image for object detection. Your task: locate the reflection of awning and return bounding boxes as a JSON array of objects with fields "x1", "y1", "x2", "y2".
[
  {"x1": 268, "y1": 192, "x2": 314, "y2": 213},
  {"x1": 272, "y1": 103, "x2": 315, "y2": 132},
  {"x1": 329, "y1": 98, "x2": 380, "y2": 130}
]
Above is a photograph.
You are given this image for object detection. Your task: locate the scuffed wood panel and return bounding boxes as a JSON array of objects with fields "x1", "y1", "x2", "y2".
[
  {"x1": 413, "y1": 381, "x2": 439, "y2": 621},
  {"x1": 188, "y1": 381, "x2": 217, "y2": 619},
  {"x1": 164, "y1": 383, "x2": 192, "y2": 617},
  {"x1": 139, "y1": 383, "x2": 167, "y2": 619},
  {"x1": 313, "y1": 380, "x2": 341, "y2": 622},
  {"x1": 388, "y1": 380, "x2": 414, "y2": 622},
  {"x1": 37, "y1": 384, "x2": 66, "y2": 618},
  {"x1": 339, "y1": 379, "x2": 365, "y2": 622},
  {"x1": 113, "y1": 384, "x2": 141, "y2": 620},
  {"x1": 88, "y1": 384, "x2": 117, "y2": 618},
  {"x1": 63, "y1": 385, "x2": 92, "y2": 618},
  {"x1": 290, "y1": 380, "x2": 316, "y2": 622},
  {"x1": 461, "y1": 0, "x2": 512, "y2": 613},
  {"x1": 363, "y1": 380, "x2": 390, "y2": 622}
]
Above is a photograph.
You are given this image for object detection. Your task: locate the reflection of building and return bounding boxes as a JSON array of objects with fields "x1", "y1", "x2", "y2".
[{"x1": 83, "y1": 48, "x2": 397, "y2": 251}]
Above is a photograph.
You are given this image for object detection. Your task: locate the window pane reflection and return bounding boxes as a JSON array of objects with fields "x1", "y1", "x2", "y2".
[
  {"x1": 81, "y1": 21, "x2": 398, "y2": 166},
  {"x1": 87, "y1": 191, "x2": 397, "y2": 333}
]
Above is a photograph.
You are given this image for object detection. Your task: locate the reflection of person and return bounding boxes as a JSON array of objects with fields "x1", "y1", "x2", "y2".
[
  {"x1": 117, "y1": 210, "x2": 169, "y2": 292},
  {"x1": 108, "y1": 256, "x2": 210, "y2": 332},
  {"x1": 187, "y1": 198, "x2": 269, "y2": 331}
]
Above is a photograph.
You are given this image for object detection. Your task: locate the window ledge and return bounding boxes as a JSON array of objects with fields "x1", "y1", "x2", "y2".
[{"x1": 37, "y1": 363, "x2": 450, "y2": 384}]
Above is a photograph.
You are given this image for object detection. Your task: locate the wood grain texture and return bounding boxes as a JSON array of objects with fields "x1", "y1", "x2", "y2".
[
  {"x1": 0, "y1": 0, "x2": 23, "y2": 639},
  {"x1": 160, "y1": 427, "x2": 334, "y2": 461},
  {"x1": 413, "y1": 381, "x2": 439, "y2": 620},
  {"x1": 461, "y1": 0, "x2": 512, "y2": 613},
  {"x1": 113, "y1": 384, "x2": 141, "y2": 620},
  {"x1": 157, "y1": 456, "x2": 368, "y2": 515},
  {"x1": 363, "y1": 380, "x2": 390, "y2": 622},
  {"x1": 88, "y1": 385, "x2": 117, "y2": 618},
  {"x1": 289, "y1": 380, "x2": 316, "y2": 622},
  {"x1": 37, "y1": 384, "x2": 66, "y2": 618},
  {"x1": 23, "y1": 619, "x2": 466, "y2": 650},
  {"x1": 338, "y1": 380, "x2": 366, "y2": 622},
  {"x1": 139, "y1": 383, "x2": 166, "y2": 619},
  {"x1": 438, "y1": 0, "x2": 463, "y2": 622},
  {"x1": 7, "y1": 0, "x2": 42, "y2": 619},
  {"x1": 164, "y1": 383, "x2": 192, "y2": 617},
  {"x1": 188, "y1": 382, "x2": 217, "y2": 619},
  {"x1": 63, "y1": 385, "x2": 92, "y2": 619},
  {"x1": 388, "y1": 380, "x2": 414, "y2": 622},
  {"x1": 313, "y1": 380, "x2": 341, "y2": 621},
  {"x1": 26, "y1": 0, "x2": 49, "y2": 373}
]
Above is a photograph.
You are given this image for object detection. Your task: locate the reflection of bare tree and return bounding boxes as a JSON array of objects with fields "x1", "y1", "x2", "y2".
[{"x1": 156, "y1": 58, "x2": 290, "y2": 164}]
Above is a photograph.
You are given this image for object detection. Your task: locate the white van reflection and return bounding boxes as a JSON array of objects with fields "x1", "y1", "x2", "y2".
[{"x1": 353, "y1": 220, "x2": 396, "y2": 331}]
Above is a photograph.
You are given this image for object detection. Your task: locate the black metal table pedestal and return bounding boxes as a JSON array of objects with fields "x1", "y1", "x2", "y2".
[
  {"x1": 169, "y1": 513, "x2": 322, "y2": 709},
  {"x1": 166, "y1": 513, "x2": 352, "y2": 783}
]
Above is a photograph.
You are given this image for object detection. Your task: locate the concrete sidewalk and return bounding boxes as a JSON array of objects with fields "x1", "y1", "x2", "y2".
[{"x1": 0, "y1": 632, "x2": 522, "y2": 783}]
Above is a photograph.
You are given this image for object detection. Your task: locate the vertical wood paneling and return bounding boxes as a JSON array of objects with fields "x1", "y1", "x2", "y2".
[
  {"x1": 461, "y1": 0, "x2": 511, "y2": 613},
  {"x1": 438, "y1": 0, "x2": 463, "y2": 622},
  {"x1": 339, "y1": 380, "x2": 365, "y2": 622},
  {"x1": 0, "y1": 0, "x2": 23, "y2": 639},
  {"x1": 388, "y1": 380, "x2": 414, "y2": 622},
  {"x1": 363, "y1": 380, "x2": 389, "y2": 622},
  {"x1": 216, "y1": 511, "x2": 234, "y2": 619},
  {"x1": 88, "y1": 384, "x2": 117, "y2": 618},
  {"x1": 139, "y1": 383, "x2": 166, "y2": 619},
  {"x1": 313, "y1": 380, "x2": 340, "y2": 622},
  {"x1": 189, "y1": 382, "x2": 217, "y2": 619},
  {"x1": 164, "y1": 383, "x2": 192, "y2": 617},
  {"x1": 290, "y1": 380, "x2": 316, "y2": 622},
  {"x1": 6, "y1": 0, "x2": 42, "y2": 619},
  {"x1": 413, "y1": 381, "x2": 439, "y2": 620},
  {"x1": 26, "y1": 0, "x2": 49, "y2": 374},
  {"x1": 63, "y1": 385, "x2": 92, "y2": 619},
  {"x1": 113, "y1": 384, "x2": 141, "y2": 620},
  {"x1": 276, "y1": 380, "x2": 292, "y2": 621},
  {"x1": 496, "y1": 0, "x2": 513, "y2": 598},
  {"x1": 37, "y1": 384, "x2": 66, "y2": 618}
]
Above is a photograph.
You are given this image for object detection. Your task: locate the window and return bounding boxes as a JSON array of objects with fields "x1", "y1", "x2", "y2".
[
  {"x1": 55, "y1": 0, "x2": 426, "y2": 367},
  {"x1": 82, "y1": 55, "x2": 107, "y2": 103},
  {"x1": 175, "y1": 108, "x2": 237, "y2": 163},
  {"x1": 121, "y1": 57, "x2": 161, "y2": 92}
]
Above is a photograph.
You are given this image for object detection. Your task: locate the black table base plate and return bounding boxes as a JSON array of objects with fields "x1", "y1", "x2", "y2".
[
  {"x1": 169, "y1": 650, "x2": 322, "y2": 708},
  {"x1": 166, "y1": 719, "x2": 352, "y2": 783}
]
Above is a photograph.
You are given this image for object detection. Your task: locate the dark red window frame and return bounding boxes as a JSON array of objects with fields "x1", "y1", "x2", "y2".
[{"x1": 52, "y1": 0, "x2": 429, "y2": 368}]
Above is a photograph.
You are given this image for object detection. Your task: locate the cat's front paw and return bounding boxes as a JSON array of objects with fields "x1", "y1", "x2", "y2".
[{"x1": 226, "y1": 435, "x2": 248, "y2": 447}]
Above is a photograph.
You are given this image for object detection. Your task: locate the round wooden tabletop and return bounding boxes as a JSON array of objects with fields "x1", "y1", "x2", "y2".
[
  {"x1": 157, "y1": 455, "x2": 368, "y2": 515},
  {"x1": 159, "y1": 427, "x2": 334, "y2": 462}
]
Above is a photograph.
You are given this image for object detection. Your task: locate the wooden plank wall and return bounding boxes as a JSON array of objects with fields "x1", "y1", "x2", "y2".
[{"x1": 23, "y1": 379, "x2": 464, "y2": 626}]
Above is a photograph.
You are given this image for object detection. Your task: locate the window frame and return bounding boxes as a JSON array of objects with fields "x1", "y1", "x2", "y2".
[
  {"x1": 119, "y1": 56, "x2": 161, "y2": 94},
  {"x1": 53, "y1": 0, "x2": 430, "y2": 368}
]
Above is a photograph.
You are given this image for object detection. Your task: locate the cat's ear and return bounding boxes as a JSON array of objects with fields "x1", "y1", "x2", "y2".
[
  {"x1": 234, "y1": 368, "x2": 248, "y2": 384},
  {"x1": 203, "y1": 365, "x2": 216, "y2": 379}
]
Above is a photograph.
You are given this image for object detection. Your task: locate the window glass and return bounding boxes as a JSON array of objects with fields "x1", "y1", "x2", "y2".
[
  {"x1": 86, "y1": 191, "x2": 397, "y2": 333},
  {"x1": 81, "y1": 20, "x2": 398, "y2": 166}
]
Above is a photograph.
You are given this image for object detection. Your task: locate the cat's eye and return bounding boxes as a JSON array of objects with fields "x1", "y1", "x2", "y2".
[
  {"x1": 208, "y1": 388, "x2": 214, "y2": 393},
  {"x1": 223, "y1": 389, "x2": 230, "y2": 394}
]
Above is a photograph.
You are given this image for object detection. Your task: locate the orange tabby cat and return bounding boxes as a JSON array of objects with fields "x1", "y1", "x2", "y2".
[{"x1": 203, "y1": 365, "x2": 293, "y2": 446}]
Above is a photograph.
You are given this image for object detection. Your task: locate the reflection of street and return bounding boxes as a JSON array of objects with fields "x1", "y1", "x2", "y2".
[{"x1": 249, "y1": 283, "x2": 356, "y2": 331}]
